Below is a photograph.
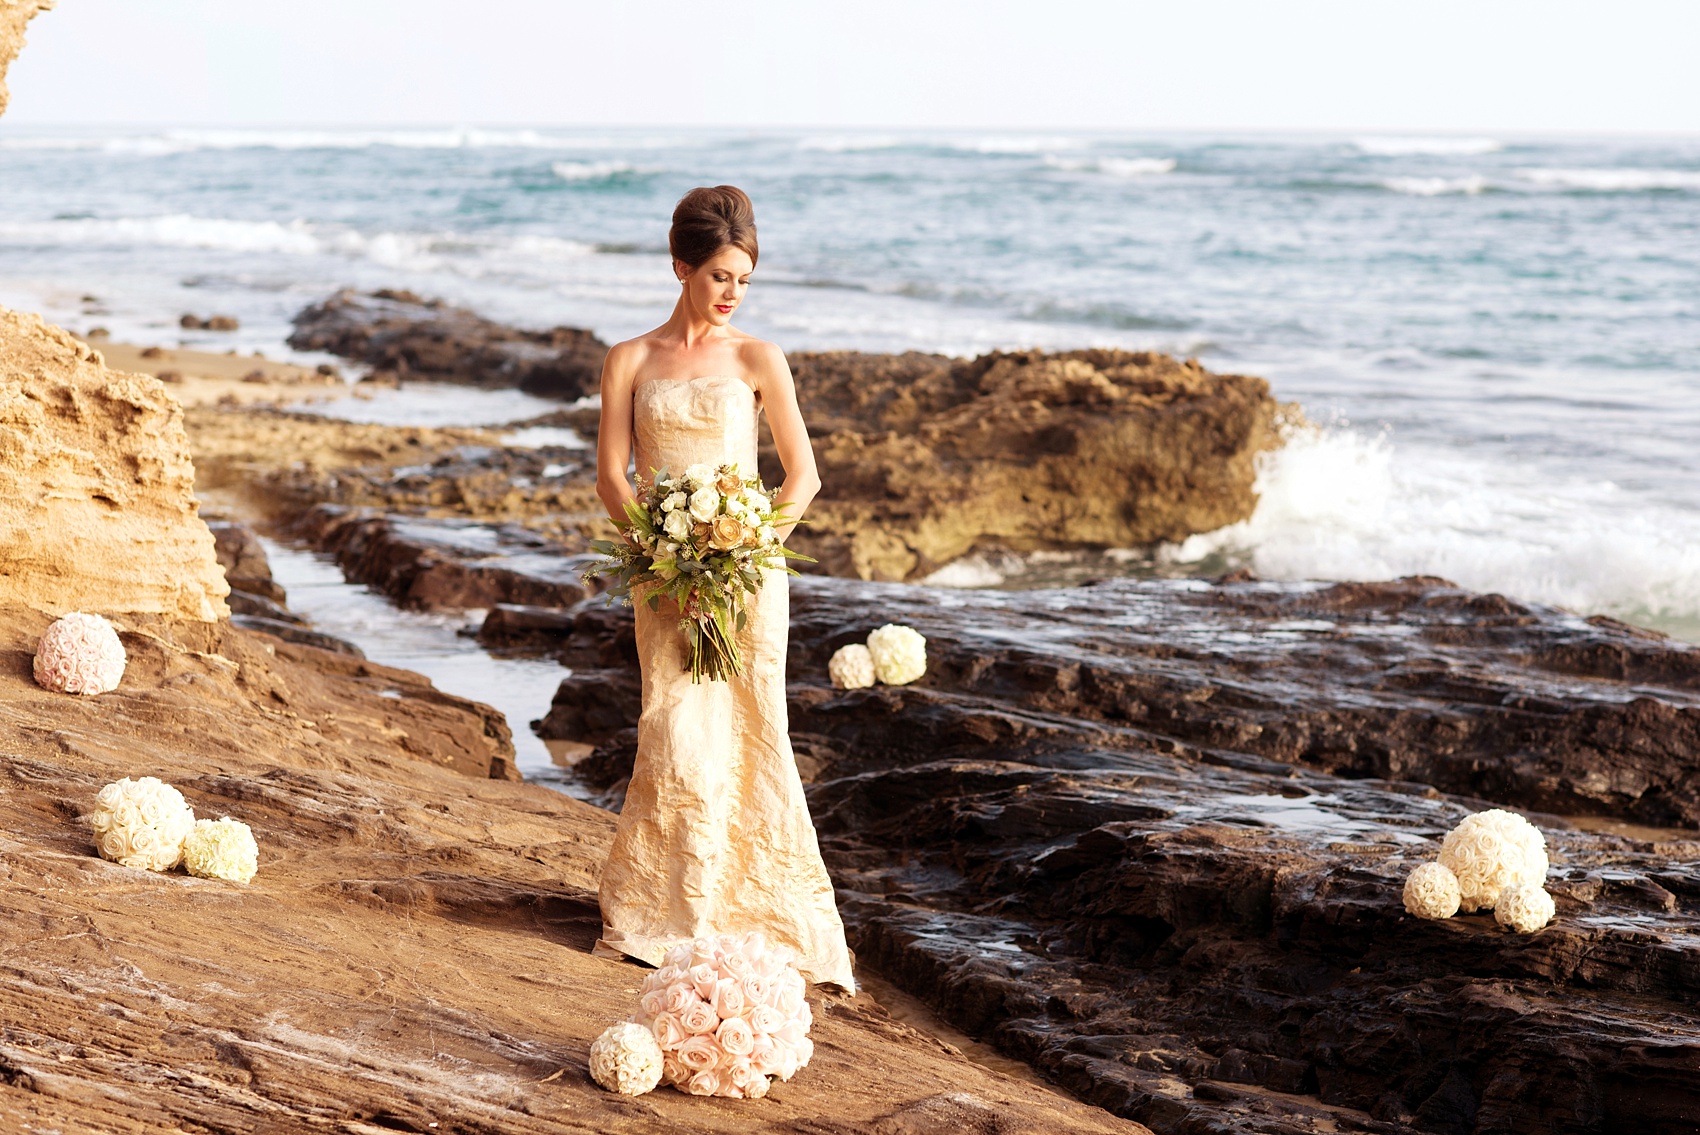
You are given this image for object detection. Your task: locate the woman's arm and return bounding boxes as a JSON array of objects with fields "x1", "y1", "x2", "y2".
[
  {"x1": 595, "y1": 341, "x2": 640, "y2": 525},
  {"x1": 751, "y1": 341, "x2": 820, "y2": 541}
]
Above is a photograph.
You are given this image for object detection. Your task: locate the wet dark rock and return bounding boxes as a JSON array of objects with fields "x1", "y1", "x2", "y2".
[
  {"x1": 476, "y1": 602, "x2": 577, "y2": 650},
  {"x1": 225, "y1": 587, "x2": 302, "y2": 624},
  {"x1": 534, "y1": 572, "x2": 1700, "y2": 1134},
  {"x1": 180, "y1": 313, "x2": 240, "y2": 331},
  {"x1": 288, "y1": 289, "x2": 608, "y2": 400},
  {"x1": 294, "y1": 505, "x2": 602, "y2": 611},
  {"x1": 207, "y1": 517, "x2": 286, "y2": 603},
  {"x1": 231, "y1": 614, "x2": 366, "y2": 658}
]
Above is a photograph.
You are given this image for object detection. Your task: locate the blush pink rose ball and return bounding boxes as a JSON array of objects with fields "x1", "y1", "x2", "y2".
[{"x1": 34, "y1": 612, "x2": 126, "y2": 695}]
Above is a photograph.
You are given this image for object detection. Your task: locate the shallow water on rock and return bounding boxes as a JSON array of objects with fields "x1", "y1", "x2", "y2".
[{"x1": 261, "y1": 540, "x2": 579, "y2": 796}]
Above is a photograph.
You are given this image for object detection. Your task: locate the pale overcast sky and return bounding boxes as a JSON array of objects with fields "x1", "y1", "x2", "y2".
[{"x1": 5, "y1": 0, "x2": 1698, "y2": 133}]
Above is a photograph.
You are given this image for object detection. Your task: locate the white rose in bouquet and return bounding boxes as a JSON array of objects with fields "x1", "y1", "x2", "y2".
[
  {"x1": 1494, "y1": 882, "x2": 1556, "y2": 933},
  {"x1": 34, "y1": 612, "x2": 127, "y2": 695},
  {"x1": 183, "y1": 816, "x2": 259, "y2": 884},
  {"x1": 828, "y1": 643, "x2": 876, "y2": 690},
  {"x1": 663, "y1": 509, "x2": 692, "y2": 542},
  {"x1": 683, "y1": 463, "x2": 714, "y2": 487},
  {"x1": 1438, "y1": 809, "x2": 1548, "y2": 913},
  {"x1": 866, "y1": 624, "x2": 927, "y2": 685},
  {"x1": 89, "y1": 777, "x2": 195, "y2": 871},
  {"x1": 662, "y1": 491, "x2": 687, "y2": 513},
  {"x1": 688, "y1": 486, "x2": 721, "y2": 523},
  {"x1": 1402, "y1": 861, "x2": 1461, "y2": 920},
  {"x1": 589, "y1": 1021, "x2": 665, "y2": 1096}
]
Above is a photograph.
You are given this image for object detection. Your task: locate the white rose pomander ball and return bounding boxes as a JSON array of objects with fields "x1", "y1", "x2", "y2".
[
  {"x1": 589, "y1": 1021, "x2": 665, "y2": 1096},
  {"x1": 89, "y1": 777, "x2": 195, "y2": 871},
  {"x1": 183, "y1": 817, "x2": 259, "y2": 884},
  {"x1": 1494, "y1": 882, "x2": 1556, "y2": 933},
  {"x1": 34, "y1": 612, "x2": 126, "y2": 695},
  {"x1": 1437, "y1": 808, "x2": 1549, "y2": 913},
  {"x1": 866, "y1": 623, "x2": 927, "y2": 686},
  {"x1": 1403, "y1": 862, "x2": 1462, "y2": 920},
  {"x1": 828, "y1": 643, "x2": 876, "y2": 690}
]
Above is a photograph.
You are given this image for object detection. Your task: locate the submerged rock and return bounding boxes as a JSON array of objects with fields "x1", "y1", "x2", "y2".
[{"x1": 288, "y1": 288, "x2": 609, "y2": 400}]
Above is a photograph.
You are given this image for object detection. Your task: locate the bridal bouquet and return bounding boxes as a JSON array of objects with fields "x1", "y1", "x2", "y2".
[
  {"x1": 624, "y1": 931, "x2": 813, "y2": 1098},
  {"x1": 586, "y1": 462, "x2": 811, "y2": 682}
]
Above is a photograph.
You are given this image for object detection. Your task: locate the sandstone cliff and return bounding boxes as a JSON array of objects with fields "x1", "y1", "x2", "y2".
[
  {"x1": 0, "y1": 308, "x2": 230, "y2": 619},
  {"x1": 0, "y1": 1, "x2": 52, "y2": 117}
]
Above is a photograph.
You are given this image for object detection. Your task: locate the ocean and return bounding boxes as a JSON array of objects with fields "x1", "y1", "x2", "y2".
[{"x1": 1, "y1": 126, "x2": 1696, "y2": 639}]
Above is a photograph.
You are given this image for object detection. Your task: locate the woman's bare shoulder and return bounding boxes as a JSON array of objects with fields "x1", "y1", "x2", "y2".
[
  {"x1": 732, "y1": 333, "x2": 790, "y2": 381},
  {"x1": 601, "y1": 335, "x2": 660, "y2": 384}
]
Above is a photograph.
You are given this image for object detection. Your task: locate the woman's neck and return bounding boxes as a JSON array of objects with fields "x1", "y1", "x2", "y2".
[{"x1": 661, "y1": 296, "x2": 727, "y2": 349}]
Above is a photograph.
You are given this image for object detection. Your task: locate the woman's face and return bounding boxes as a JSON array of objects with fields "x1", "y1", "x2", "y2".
[{"x1": 676, "y1": 246, "x2": 753, "y2": 326}]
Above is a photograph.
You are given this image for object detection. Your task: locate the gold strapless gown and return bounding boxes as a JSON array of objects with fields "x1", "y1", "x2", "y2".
[{"x1": 593, "y1": 375, "x2": 857, "y2": 991}]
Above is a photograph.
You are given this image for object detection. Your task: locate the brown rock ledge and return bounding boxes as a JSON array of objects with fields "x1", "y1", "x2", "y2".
[
  {"x1": 0, "y1": 605, "x2": 1144, "y2": 1134},
  {"x1": 284, "y1": 291, "x2": 1290, "y2": 583},
  {"x1": 778, "y1": 349, "x2": 1289, "y2": 581}
]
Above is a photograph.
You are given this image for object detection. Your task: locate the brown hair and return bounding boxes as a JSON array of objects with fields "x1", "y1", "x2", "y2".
[{"x1": 669, "y1": 185, "x2": 758, "y2": 270}]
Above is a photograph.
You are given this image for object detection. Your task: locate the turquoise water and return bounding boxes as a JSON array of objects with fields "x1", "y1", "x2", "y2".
[{"x1": 1, "y1": 126, "x2": 1696, "y2": 635}]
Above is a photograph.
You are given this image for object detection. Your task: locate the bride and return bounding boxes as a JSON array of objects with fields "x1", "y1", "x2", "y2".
[{"x1": 590, "y1": 185, "x2": 857, "y2": 992}]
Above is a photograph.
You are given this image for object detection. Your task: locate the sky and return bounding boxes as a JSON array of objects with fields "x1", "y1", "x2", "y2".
[{"x1": 4, "y1": 0, "x2": 1700, "y2": 133}]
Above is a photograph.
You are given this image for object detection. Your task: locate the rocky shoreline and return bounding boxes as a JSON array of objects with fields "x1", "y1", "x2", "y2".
[
  {"x1": 191, "y1": 290, "x2": 1700, "y2": 1131},
  {"x1": 5, "y1": 8, "x2": 1699, "y2": 1124}
]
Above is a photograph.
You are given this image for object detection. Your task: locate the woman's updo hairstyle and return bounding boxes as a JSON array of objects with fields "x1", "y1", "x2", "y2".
[{"x1": 669, "y1": 185, "x2": 758, "y2": 271}]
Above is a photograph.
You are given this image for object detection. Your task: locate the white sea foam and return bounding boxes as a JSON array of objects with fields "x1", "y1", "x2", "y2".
[
  {"x1": 501, "y1": 426, "x2": 587, "y2": 449},
  {"x1": 797, "y1": 134, "x2": 906, "y2": 153},
  {"x1": 1380, "y1": 175, "x2": 1489, "y2": 196},
  {"x1": 1044, "y1": 155, "x2": 1176, "y2": 177},
  {"x1": 0, "y1": 214, "x2": 323, "y2": 254},
  {"x1": 0, "y1": 214, "x2": 599, "y2": 275},
  {"x1": 293, "y1": 385, "x2": 564, "y2": 428},
  {"x1": 1353, "y1": 136, "x2": 1503, "y2": 156},
  {"x1": 1518, "y1": 167, "x2": 1700, "y2": 192},
  {"x1": 1164, "y1": 426, "x2": 1700, "y2": 629},
  {"x1": 957, "y1": 135, "x2": 1080, "y2": 155},
  {"x1": 551, "y1": 160, "x2": 645, "y2": 182}
]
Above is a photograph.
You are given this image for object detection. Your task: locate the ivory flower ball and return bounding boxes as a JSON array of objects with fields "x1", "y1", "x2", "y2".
[
  {"x1": 828, "y1": 643, "x2": 876, "y2": 690},
  {"x1": 1494, "y1": 883, "x2": 1556, "y2": 933},
  {"x1": 1402, "y1": 862, "x2": 1462, "y2": 920},
  {"x1": 866, "y1": 623, "x2": 927, "y2": 685},
  {"x1": 589, "y1": 1021, "x2": 664, "y2": 1096},
  {"x1": 89, "y1": 777, "x2": 195, "y2": 871},
  {"x1": 1438, "y1": 809, "x2": 1549, "y2": 913},
  {"x1": 183, "y1": 817, "x2": 259, "y2": 884},
  {"x1": 34, "y1": 612, "x2": 126, "y2": 695}
]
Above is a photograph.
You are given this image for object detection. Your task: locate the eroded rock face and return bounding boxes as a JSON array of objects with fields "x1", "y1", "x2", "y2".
[
  {"x1": 0, "y1": 1, "x2": 52, "y2": 118},
  {"x1": 780, "y1": 350, "x2": 1287, "y2": 581},
  {"x1": 535, "y1": 573, "x2": 1700, "y2": 1133},
  {"x1": 0, "y1": 308, "x2": 230, "y2": 620},
  {"x1": 288, "y1": 289, "x2": 610, "y2": 400}
]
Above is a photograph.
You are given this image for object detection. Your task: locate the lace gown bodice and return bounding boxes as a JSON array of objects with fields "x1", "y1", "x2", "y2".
[
  {"x1": 594, "y1": 375, "x2": 856, "y2": 991},
  {"x1": 632, "y1": 375, "x2": 760, "y2": 482}
]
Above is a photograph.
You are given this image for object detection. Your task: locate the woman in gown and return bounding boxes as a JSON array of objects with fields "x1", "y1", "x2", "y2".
[{"x1": 591, "y1": 185, "x2": 857, "y2": 992}]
